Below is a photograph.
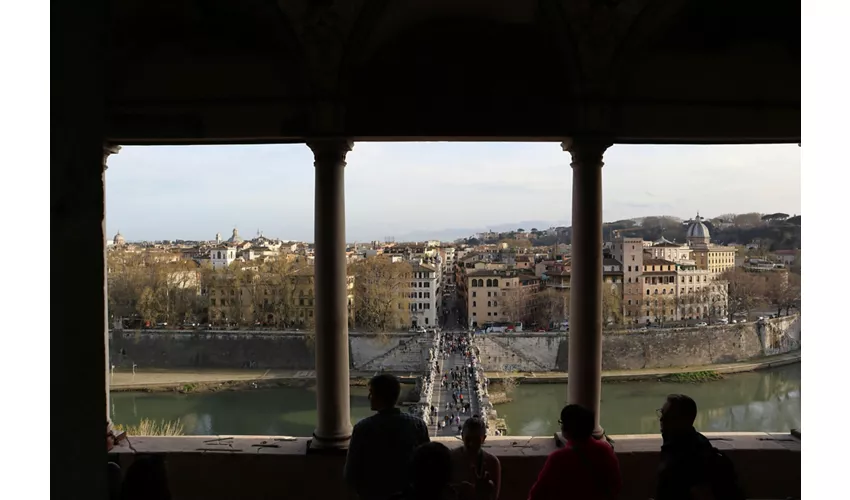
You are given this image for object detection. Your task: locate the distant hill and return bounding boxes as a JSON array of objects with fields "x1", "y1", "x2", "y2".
[{"x1": 394, "y1": 220, "x2": 569, "y2": 243}]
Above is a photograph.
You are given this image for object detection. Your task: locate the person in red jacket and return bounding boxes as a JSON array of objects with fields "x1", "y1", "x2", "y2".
[{"x1": 527, "y1": 405, "x2": 621, "y2": 500}]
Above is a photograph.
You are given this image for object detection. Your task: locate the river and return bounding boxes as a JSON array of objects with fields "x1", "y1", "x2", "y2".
[{"x1": 110, "y1": 363, "x2": 800, "y2": 436}]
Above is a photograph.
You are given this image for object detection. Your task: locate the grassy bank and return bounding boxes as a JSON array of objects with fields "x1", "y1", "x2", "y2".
[
  {"x1": 659, "y1": 370, "x2": 724, "y2": 383},
  {"x1": 114, "y1": 418, "x2": 185, "y2": 436}
]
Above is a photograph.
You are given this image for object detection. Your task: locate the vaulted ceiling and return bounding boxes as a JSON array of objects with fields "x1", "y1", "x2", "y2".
[{"x1": 105, "y1": 0, "x2": 800, "y2": 144}]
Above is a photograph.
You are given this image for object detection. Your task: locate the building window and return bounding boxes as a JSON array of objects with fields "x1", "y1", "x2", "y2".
[
  {"x1": 494, "y1": 301, "x2": 497, "y2": 307},
  {"x1": 473, "y1": 301, "x2": 476, "y2": 307},
  {"x1": 493, "y1": 279, "x2": 499, "y2": 287},
  {"x1": 488, "y1": 301, "x2": 491, "y2": 307},
  {"x1": 646, "y1": 290, "x2": 650, "y2": 295},
  {"x1": 472, "y1": 292, "x2": 476, "y2": 297}
]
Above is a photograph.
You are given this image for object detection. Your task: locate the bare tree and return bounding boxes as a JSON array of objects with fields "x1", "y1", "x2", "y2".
[
  {"x1": 534, "y1": 288, "x2": 569, "y2": 328},
  {"x1": 501, "y1": 286, "x2": 533, "y2": 323},
  {"x1": 602, "y1": 285, "x2": 623, "y2": 327},
  {"x1": 721, "y1": 268, "x2": 765, "y2": 320},
  {"x1": 764, "y1": 272, "x2": 801, "y2": 316},
  {"x1": 350, "y1": 257, "x2": 412, "y2": 332}
]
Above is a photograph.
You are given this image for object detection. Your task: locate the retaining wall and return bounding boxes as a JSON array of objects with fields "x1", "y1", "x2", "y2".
[
  {"x1": 109, "y1": 315, "x2": 799, "y2": 373},
  {"x1": 108, "y1": 331, "x2": 422, "y2": 371},
  {"x1": 475, "y1": 315, "x2": 800, "y2": 372}
]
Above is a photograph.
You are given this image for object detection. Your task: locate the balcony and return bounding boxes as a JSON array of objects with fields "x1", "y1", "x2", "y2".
[
  {"x1": 110, "y1": 433, "x2": 799, "y2": 500},
  {"x1": 56, "y1": 1, "x2": 798, "y2": 498}
]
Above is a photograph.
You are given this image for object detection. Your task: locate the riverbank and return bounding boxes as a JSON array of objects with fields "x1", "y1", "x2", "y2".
[
  {"x1": 110, "y1": 351, "x2": 799, "y2": 393},
  {"x1": 484, "y1": 351, "x2": 801, "y2": 383},
  {"x1": 110, "y1": 369, "x2": 419, "y2": 393}
]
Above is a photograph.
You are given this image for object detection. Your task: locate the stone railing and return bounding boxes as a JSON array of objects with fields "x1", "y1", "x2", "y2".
[
  {"x1": 468, "y1": 342, "x2": 499, "y2": 435},
  {"x1": 108, "y1": 433, "x2": 800, "y2": 500},
  {"x1": 410, "y1": 332, "x2": 441, "y2": 425}
]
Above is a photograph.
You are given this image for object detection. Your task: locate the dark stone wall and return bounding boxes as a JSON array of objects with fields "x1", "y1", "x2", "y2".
[{"x1": 109, "y1": 331, "x2": 316, "y2": 370}]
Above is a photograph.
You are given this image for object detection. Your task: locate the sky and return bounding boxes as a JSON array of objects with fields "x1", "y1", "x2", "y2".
[{"x1": 105, "y1": 143, "x2": 800, "y2": 243}]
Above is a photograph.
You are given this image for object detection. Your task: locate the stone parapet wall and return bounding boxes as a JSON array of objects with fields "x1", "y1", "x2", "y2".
[{"x1": 109, "y1": 433, "x2": 800, "y2": 500}]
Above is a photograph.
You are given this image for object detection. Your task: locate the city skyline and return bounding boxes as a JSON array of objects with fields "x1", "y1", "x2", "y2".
[{"x1": 106, "y1": 142, "x2": 800, "y2": 242}]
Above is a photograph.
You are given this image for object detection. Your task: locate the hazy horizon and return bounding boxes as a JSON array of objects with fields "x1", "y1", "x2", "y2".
[{"x1": 106, "y1": 142, "x2": 800, "y2": 243}]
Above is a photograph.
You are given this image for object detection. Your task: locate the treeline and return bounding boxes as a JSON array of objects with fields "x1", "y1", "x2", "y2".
[
  {"x1": 107, "y1": 250, "x2": 417, "y2": 332},
  {"x1": 463, "y1": 213, "x2": 801, "y2": 250},
  {"x1": 722, "y1": 268, "x2": 801, "y2": 319}
]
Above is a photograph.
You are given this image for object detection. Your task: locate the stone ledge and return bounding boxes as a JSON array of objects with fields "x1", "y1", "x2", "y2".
[
  {"x1": 112, "y1": 432, "x2": 800, "y2": 456},
  {"x1": 110, "y1": 433, "x2": 799, "y2": 500}
]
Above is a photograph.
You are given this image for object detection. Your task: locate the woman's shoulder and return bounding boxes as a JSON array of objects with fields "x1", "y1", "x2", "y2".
[{"x1": 482, "y1": 449, "x2": 501, "y2": 465}]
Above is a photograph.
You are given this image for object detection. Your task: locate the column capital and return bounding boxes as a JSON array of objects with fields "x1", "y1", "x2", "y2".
[
  {"x1": 103, "y1": 143, "x2": 121, "y2": 171},
  {"x1": 561, "y1": 138, "x2": 613, "y2": 167},
  {"x1": 307, "y1": 139, "x2": 354, "y2": 167}
]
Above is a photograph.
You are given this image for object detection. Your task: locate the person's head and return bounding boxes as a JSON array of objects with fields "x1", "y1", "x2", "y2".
[
  {"x1": 559, "y1": 404, "x2": 595, "y2": 441},
  {"x1": 410, "y1": 442, "x2": 453, "y2": 495},
  {"x1": 658, "y1": 394, "x2": 698, "y2": 434},
  {"x1": 462, "y1": 415, "x2": 487, "y2": 453},
  {"x1": 120, "y1": 456, "x2": 172, "y2": 500},
  {"x1": 368, "y1": 373, "x2": 401, "y2": 411}
]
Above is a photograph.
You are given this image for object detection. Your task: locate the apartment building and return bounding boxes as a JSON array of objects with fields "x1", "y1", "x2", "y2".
[{"x1": 409, "y1": 262, "x2": 440, "y2": 328}]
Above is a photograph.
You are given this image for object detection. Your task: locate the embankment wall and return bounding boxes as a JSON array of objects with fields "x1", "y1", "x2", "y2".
[
  {"x1": 108, "y1": 331, "x2": 423, "y2": 371},
  {"x1": 474, "y1": 315, "x2": 800, "y2": 372},
  {"x1": 109, "y1": 315, "x2": 799, "y2": 373}
]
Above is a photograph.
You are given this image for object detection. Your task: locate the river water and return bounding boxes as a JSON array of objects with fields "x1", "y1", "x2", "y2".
[{"x1": 110, "y1": 363, "x2": 800, "y2": 436}]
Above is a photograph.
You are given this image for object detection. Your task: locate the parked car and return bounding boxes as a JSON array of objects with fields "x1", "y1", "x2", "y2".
[{"x1": 696, "y1": 322, "x2": 708, "y2": 327}]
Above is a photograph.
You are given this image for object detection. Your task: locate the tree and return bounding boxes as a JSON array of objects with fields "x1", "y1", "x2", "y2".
[
  {"x1": 764, "y1": 272, "x2": 801, "y2": 316},
  {"x1": 265, "y1": 259, "x2": 298, "y2": 328},
  {"x1": 733, "y1": 213, "x2": 763, "y2": 228},
  {"x1": 762, "y1": 213, "x2": 790, "y2": 222},
  {"x1": 721, "y1": 268, "x2": 765, "y2": 320},
  {"x1": 350, "y1": 257, "x2": 412, "y2": 332},
  {"x1": 601, "y1": 285, "x2": 623, "y2": 327},
  {"x1": 534, "y1": 288, "x2": 569, "y2": 328},
  {"x1": 501, "y1": 287, "x2": 533, "y2": 323}
]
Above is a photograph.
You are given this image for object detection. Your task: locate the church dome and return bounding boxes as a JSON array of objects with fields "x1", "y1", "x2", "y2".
[
  {"x1": 113, "y1": 231, "x2": 125, "y2": 246},
  {"x1": 228, "y1": 228, "x2": 243, "y2": 244},
  {"x1": 686, "y1": 214, "x2": 710, "y2": 240}
]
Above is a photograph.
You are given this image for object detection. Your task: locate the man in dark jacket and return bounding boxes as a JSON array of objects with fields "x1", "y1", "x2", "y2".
[
  {"x1": 656, "y1": 394, "x2": 740, "y2": 500},
  {"x1": 345, "y1": 374, "x2": 430, "y2": 500}
]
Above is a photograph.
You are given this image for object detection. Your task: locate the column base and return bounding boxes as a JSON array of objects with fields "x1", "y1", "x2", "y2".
[{"x1": 307, "y1": 432, "x2": 352, "y2": 453}]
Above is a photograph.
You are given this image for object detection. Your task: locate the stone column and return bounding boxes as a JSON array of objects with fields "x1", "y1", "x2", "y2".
[
  {"x1": 308, "y1": 140, "x2": 354, "y2": 449},
  {"x1": 103, "y1": 144, "x2": 120, "y2": 418},
  {"x1": 561, "y1": 138, "x2": 612, "y2": 437}
]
